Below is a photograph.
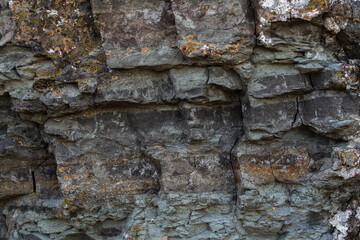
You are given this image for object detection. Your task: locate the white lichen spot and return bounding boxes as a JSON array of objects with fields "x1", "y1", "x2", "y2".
[
  {"x1": 258, "y1": 32, "x2": 272, "y2": 46},
  {"x1": 330, "y1": 210, "x2": 352, "y2": 240},
  {"x1": 46, "y1": 10, "x2": 59, "y2": 17},
  {"x1": 56, "y1": 16, "x2": 66, "y2": 27}
]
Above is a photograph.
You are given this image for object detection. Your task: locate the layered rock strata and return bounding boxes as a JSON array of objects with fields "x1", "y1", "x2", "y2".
[{"x1": 0, "y1": 0, "x2": 360, "y2": 239}]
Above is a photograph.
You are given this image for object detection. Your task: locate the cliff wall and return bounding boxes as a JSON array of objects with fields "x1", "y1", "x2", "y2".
[{"x1": 0, "y1": 0, "x2": 360, "y2": 239}]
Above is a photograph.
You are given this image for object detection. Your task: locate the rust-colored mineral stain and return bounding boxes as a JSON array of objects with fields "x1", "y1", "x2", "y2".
[
  {"x1": 304, "y1": 0, "x2": 328, "y2": 12},
  {"x1": 240, "y1": 162, "x2": 274, "y2": 182},
  {"x1": 239, "y1": 148, "x2": 310, "y2": 182}
]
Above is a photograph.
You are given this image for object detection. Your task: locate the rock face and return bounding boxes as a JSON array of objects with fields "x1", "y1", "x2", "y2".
[{"x1": 0, "y1": 0, "x2": 359, "y2": 239}]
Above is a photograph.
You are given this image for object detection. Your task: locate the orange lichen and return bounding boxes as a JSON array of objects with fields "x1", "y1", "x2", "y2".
[
  {"x1": 62, "y1": 37, "x2": 72, "y2": 52},
  {"x1": 183, "y1": 35, "x2": 194, "y2": 42},
  {"x1": 337, "y1": 148, "x2": 360, "y2": 168},
  {"x1": 180, "y1": 34, "x2": 241, "y2": 59},
  {"x1": 57, "y1": 165, "x2": 66, "y2": 173},
  {"x1": 153, "y1": 145, "x2": 165, "y2": 150},
  {"x1": 202, "y1": 43, "x2": 217, "y2": 55},
  {"x1": 141, "y1": 47, "x2": 150, "y2": 53},
  {"x1": 63, "y1": 174, "x2": 73, "y2": 180},
  {"x1": 336, "y1": 64, "x2": 359, "y2": 89},
  {"x1": 225, "y1": 40, "x2": 243, "y2": 53},
  {"x1": 202, "y1": 5, "x2": 209, "y2": 13},
  {"x1": 304, "y1": 0, "x2": 327, "y2": 12},
  {"x1": 263, "y1": 11, "x2": 277, "y2": 21}
]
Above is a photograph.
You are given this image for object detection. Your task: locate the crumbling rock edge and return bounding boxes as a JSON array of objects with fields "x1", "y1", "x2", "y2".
[{"x1": 1, "y1": 0, "x2": 360, "y2": 239}]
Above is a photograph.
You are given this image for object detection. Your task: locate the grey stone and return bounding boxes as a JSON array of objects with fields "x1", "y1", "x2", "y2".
[
  {"x1": 0, "y1": 0, "x2": 14, "y2": 46},
  {"x1": 169, "y1": 67, "x2": 238, "y2": 103},
  {"x1": 1, "y1": 0, "x2": 360, "y2": 239},
  {"x1": 207, "y1": 67, "x2": 242, "y2": 91},
  {"x1": 91, "y1": 0, "x2": 185, "y2": 69},
  {"x1": 171, "y1": 0, "x2": 255, "y2": 64},
  {"x1": 299, "y1": 91, "x2": 359, "y2": 140},
  {"x1": 248, "y1": 65, "x2": 312, "y2": 98},
  {"x1": 242, "y1": 93, "x2": 299, "y2": 140},
  {"x1": 95, "y1": 70, "x2": 169, "y2": 104}
]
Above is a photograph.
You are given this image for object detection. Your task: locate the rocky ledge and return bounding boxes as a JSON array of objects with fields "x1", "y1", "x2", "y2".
[{"x1": 0, "y1": 0, "x2": 360, "y2": 239}]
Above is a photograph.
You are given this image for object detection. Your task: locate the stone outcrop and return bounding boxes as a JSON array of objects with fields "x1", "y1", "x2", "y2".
[{"x1": 0, "y1": 0, "x2": 360, "y2": 239}]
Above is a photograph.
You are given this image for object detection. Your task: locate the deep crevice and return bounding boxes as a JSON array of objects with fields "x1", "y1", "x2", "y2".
[
  {"x1": 229, "y1": 137, "x2": 240, "y2": 203},
  {"x1": 31, "y1": 159, "x2": 46, "y2": 193},
  {"x1": 291, "y1": 96, "x2": 301, "y2": 127}
]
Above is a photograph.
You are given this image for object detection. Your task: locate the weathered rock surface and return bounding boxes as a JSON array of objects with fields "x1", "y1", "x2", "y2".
[{"x1": 0, "y1": 0, "x2": 360, "y2": 239}]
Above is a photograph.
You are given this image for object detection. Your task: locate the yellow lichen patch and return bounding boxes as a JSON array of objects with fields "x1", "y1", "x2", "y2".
[
  {"x1": 226, "y1": 40, "x2": 244, "y2": 53},
  {"x1": 180, "y1": 34, "x2": 241, "y2": 59},
  {"x1": 10, "y1": 0, "x2": 106, "y2": 76},
  {"x1": 127, "y1": 224, "x2": 145, "y2": 240},
  {"x1": 202, "y1": 5, "x2": 209, "y2": 13},
  {"x1": 304, "y1": 0, "x2": 328, "y2": 12},
  {"x1": 56, "y1": 191, "x2": 87, "y2": 218},
  {"x1": 337, "y1": 148, "x2": 360, "y2": 168},
  {"x1": 202, "y1": 43, "x2": 217, "y2": 55},
  {"x1": 180, "y1": 42, "x2": 201, "y2": 56},
  {"x1": 141, "y1": 47, "x2": 150, "y2": 53},
  {"x1": 180, "y1": 35, "x2": 202, "y2": 56},
  {"x1": 263, "y1": 11, "x2": 278, "y2": 21},
  {"x1": 62, "y1": 37, "x2": 72, "y2": 53},
  {"x1": 63, "y1": 174, "x2": 73, "y2": 180},
  {"x1": 336, "y1": 64, "x2": 359, "y2": 89},
  {"x1": 153, "y1": 145, "x2": 165, "y2": 150},
  {"x1": 57, "y1": 165, "x2": 66, "y2": 173},
  {"x1": 183, "y1": 34, "x2": 194, "y2": 42}
]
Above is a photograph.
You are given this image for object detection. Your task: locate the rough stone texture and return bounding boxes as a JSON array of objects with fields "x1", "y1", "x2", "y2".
[
  {"x1": 0, "y1": 0, "x2": 360, "y2": 240},
  {"x1": 172, "y1": 0, "x2": 255, "y2": 64}
]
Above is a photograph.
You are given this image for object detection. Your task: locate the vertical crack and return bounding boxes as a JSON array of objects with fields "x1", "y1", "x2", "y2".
[
  {"x1": 31, "y1": 159, "x2": 46, "y2": 193},
  {"x1": 308, "y1": 73, "x2": 315, "y2": 90},
  {"x1": 205, "y1": 67, "x2": 210, "y2": 84},
  {"x1": 230, "y1": 137, "x2": 240, "y2": 203},
  {"x1": 291, "y1": 96, "x2": 301, "y2": 127}
]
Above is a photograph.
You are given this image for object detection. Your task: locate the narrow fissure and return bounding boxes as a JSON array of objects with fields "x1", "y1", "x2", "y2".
[
  {"x1": 229, "y1": 137, "x2": 240, "y2": 203},
  {"x1": 31, "y1": 160, "x2": 46, "y2": 193},
  {"x1": 291, "y1": 96, "x2": 300, "y2": 127}
]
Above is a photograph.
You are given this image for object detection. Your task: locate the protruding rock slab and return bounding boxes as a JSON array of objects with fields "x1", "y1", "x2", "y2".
[
  {"x1": 242, "y1": 94, "x2": 298, "y2": 140},
  {"x1": 148, "y1": 147, "x2": 236, "y2": 193},
  {"x1": 171, "y1": 0, "x2": 255, "y2": 64},
  {"x1": 253, "y1": 0, "x2": 326, "y2": 48},
  {"x1": 0, "y1": 159, "x2": 36, "y2": 198},
  {"x1": 233, "y1": 143, "x2": 311, "y2": 188},
  {"x1": 9, "y1": 0, "x2": 105, "y2": 68},
  {"x1": 248, "y1": 65, "x2": 312, "y2": 98},
  {"x1": 91, "y1": 0, "x2": 184, "y2": 68},
  {"x1": 299, "y1": 91, "x2": 359, "y2": 140},
  {"x1": 0, "y1": 0, "x2": 14, "y2": 46}
]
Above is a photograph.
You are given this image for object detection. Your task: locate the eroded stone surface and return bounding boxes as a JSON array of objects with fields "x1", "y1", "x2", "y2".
[
  {"x1": 1, "y1": 0, "x2": 360, "y2": 239},
  {"x1": 91, "y1": 0, "x2": 184, "y2": 69},
  {"x1": 172, "y1": 0, "x2": 255, "y2": 64}
]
